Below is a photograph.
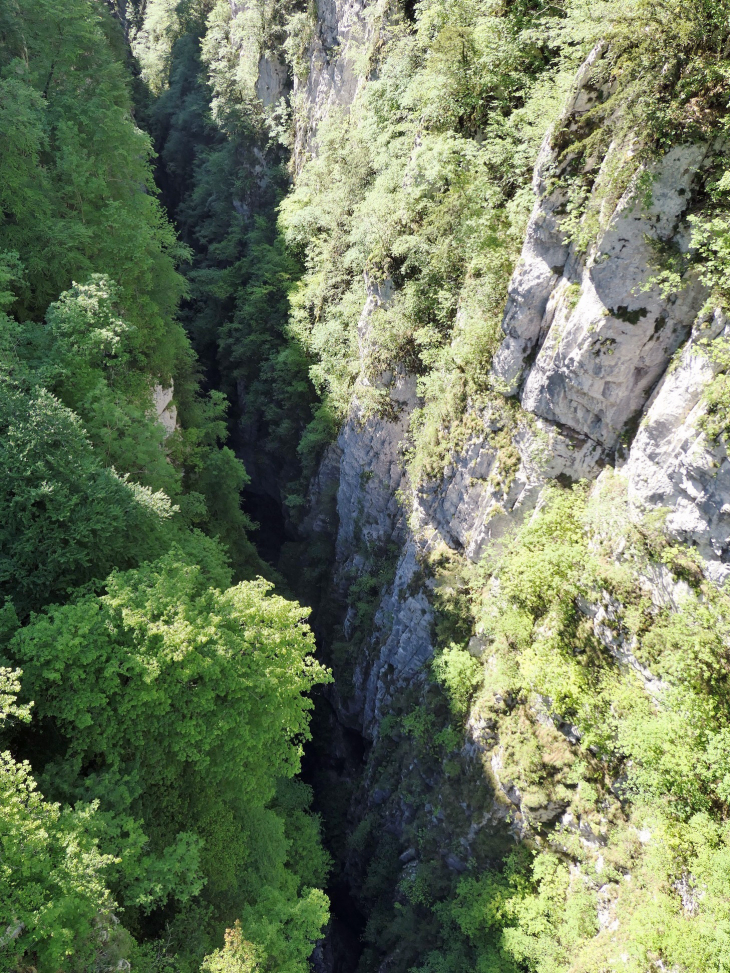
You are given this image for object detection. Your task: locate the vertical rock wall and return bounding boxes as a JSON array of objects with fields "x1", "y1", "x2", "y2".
[
  {"x1": 238, "y1": 8, "x2": 730, "y2": 967},
  {"x1": 291, "y1": 0, "x2": 392, "y2": 167},
  {"x1": 291, "y1": 35, "x2": 730, "y2": 741}
]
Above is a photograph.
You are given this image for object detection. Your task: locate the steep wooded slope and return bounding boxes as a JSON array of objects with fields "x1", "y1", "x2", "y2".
[{"x1": 0, "y1": 3, "x2": 330, "y2": 971}]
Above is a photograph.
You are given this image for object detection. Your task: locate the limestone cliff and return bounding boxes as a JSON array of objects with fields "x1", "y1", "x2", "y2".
[
  {"x1": 230, "y1": 3, "x2": 730, "y2": 967},
  {"x1": 294, "y1": 38, "x2": 728, "y2": 736}
]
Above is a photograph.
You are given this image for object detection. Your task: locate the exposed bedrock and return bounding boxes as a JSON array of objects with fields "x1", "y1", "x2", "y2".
[
  {"x1": 293, "y1": 0, "x2": 385, "y2": 166},
  {"x1": 625, "y1": 308, "x2": 730, "y2": 583},
  {"x1": 492, "y1": 49, "x2": 711, "y2": 450},
  {"x1": 515, "y1": 140, "x2": 709, "y2": 449},
  {"x1": 302, "y1": 43, "x2": 730, "y2": 737}
]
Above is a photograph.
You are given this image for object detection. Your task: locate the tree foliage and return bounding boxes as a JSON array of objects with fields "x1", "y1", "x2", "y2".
[
  {"x1": 0, "y1": 378, "x2": 175, "y2": 616},
  {"x1": 8, "y1": 552, "x2": 330, "y2": 948},
  {"x1": 0, "y1": 0, "x2": 189, "y2": 373},
  {"x1": 0, "y1": 2, "x2": 331, "y2": 970}
]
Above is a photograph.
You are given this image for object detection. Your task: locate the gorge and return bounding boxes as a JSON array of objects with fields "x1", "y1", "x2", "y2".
[{"x1": 3, "y1": 1, "x2": 730, "y2": 972}]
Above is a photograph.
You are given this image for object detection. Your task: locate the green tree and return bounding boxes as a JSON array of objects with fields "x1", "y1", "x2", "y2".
[
  {"x1": 201, "y1": 922, "x2": 260, "y2": 973},
  {"x1": 44, "y1": 276, "x2": 182, "y2": 496},
  {"x1": 143, "y1": 3, "x2": 319, "y2": 512},
  {"x1": 0, "y1": 669, "x2": 125, "y2": 973},
  {"x1": 0, "y1": 380, "x2": 175, "y2": 616},
  {"x1": 0, "y1": 0, "x2": 188, "y2": 375},
  {"x1": 10, "y1": 551, "x2": 331, "y2": 944}
]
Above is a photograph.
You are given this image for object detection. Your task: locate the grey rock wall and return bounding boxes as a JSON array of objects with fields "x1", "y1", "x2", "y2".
[
  {"x1": 256, "y1": 53, "x2": 287, "y2": 106},
  {"x1": 518, "y1": 141, "x2": 709, "y2": 449},
  {"x1": 335, "y1": 370, "x2": 416, "y2": 571},
  {"x1": 490, "y1": 43, "x2": 609, "y2": 397},
  {"x1": 625, "y1": 309, "x2": 730, "y2": 583},
  {"x1": 333, "y1": 399, "x2": 609, "y2": 736},
  {"x1": 412, "y1": 414, "x2": 603, "y2": 563},
  {"x1": 152, "y1": 384, "x2": 178, "y2": 438},
  {"x1": 492, "y1": 44, "x2": 710, "y2": 450},
  {"x1": 284, "y1": 15, "x2": 730, "y2": 967},
  {"x1": 355, "y1": 536, "x2": 433, "y2": 734},
  {"x1": 303, "y1": 33, "x2": 730, "y2": 740},
  {"x1": 293, "y1": 0, "x2": 381, "y2": 167}
]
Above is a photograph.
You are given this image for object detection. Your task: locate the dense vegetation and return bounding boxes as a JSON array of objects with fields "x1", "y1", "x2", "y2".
[
  {"x1": 5, "y1": 0, "x2": 730, "y2": 971},
  {"x1": 138, "y1": 0, "x2": 730, "y2": 500},
  {"x1": 347, "y1": 482, "x2": 730, "y2": 973},
  {"x1": 134, "y1": 0, "x2": 321, "y2": 513},
  {"x1": 0, "y1": 2, "x2": 329, "y2": 970}
]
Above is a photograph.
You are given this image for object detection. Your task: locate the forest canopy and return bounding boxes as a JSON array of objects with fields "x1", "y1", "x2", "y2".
[{"x1": 0, "y1": 1, "x2": 330, "y2": 970}]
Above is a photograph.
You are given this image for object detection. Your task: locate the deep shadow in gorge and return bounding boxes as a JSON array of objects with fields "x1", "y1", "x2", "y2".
[
  {"x1": 302, "y1": 697, "x2": 370, "y2": 973},
  {"x1": 139, "y1": 30, "x2": 370, "y2": 964},
  {"x1": 241, "y1": 488, "x2": 288, "y2": 568},
  {"x1": 241, "y1": 484, "x2": 370, "y2": 973}
]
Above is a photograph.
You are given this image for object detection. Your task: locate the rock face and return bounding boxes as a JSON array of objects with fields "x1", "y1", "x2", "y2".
[
  {"x1": 354, "y1": 535, "x2": 433, "y2": 734},
  {"x1": 281, "y1": 11, "x2": 730, "y2": 969},
  {"x1": 255, "y1": 53, "x2": 287, "y2": 107},
  {"x1": 292, "y1": 0, "x2": 375, "y2": 166},
  {"x1": 516, "y1": 140, "x2": 708, "y2": 450},
  {"x1": 625, "y1": 309, "x2": 730, "y2": 583},
  {"x1": 334, "y1": 400, "x2": 608, "y2": 735},
  {"x1": 304, "y1": 41, "x2": 730, "y2": 740},
  {"x1": 490, "y1": 43, "x2": 609, "y2": 397},
  {"x1": 412, "y1": 414, "x2": 603, "y2": 561},
  {"x1": 335, "y1": 372, "x2": 415, "y2": 572},
  {"x1": 492, "y1": 45, "x2": 710, "y2": 450},
  {"x1": 152, "y1": 384, "x2": 177, "y2": 438},
  {"x1": 329, "y1": 366, "x2": 419, "y2": 734}
]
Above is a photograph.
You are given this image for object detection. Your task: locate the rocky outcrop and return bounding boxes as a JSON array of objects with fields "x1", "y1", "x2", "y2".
[
  {"x1": 490, "y1": 43, "x2": 609, "y2": 396},
  {"x1": 152, "y1": 384, "x2": 177, "y2": 438},
  {"x1": 413, "y1": 414, "x2": 604, "y2": 561},
  {"x1": 283, "y1": 11, "x2": 730, "y2": 969},
  {"x1": 311, "y1": 42, "x2": 730, "y2": 746},
  {"x1": 577, "y1": 590, "x2": 669, "y2": 700},
  {"x1": 334, "y1": 371, "x2": 416, "y2": 572},
  {"x1": 256, "y1": 52, "x2": 287, "y2": 107},
  {"x1": 329, "y1": 367, "x2": 418, "y2": 734},
  {"x1": 492, "y1": 46, "x2": 710, "y2": 451},
  {"x1": 354, "y1": 536, "x2": 432, "y2": 734},
  {"x1": 625, "y1": 308, "x2": 730, "y2": 582},
  {"x1": 228, "y1": 1, "x2": 287, "y2": 108},
  {"x1": 292, "y1": 0, "x2": 394, "y2": 166},
  {"x1": 518, "y1": 141, "x2": 708, "y2": 450},
  {"x1": 335, "y1": 404, "x2": 610, "y2": 735}
]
